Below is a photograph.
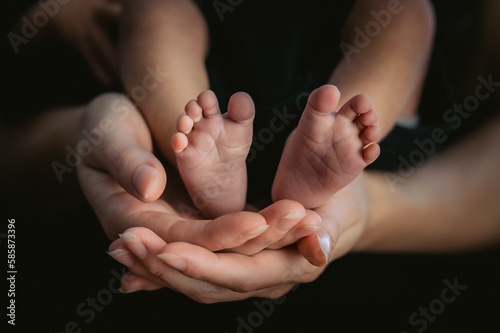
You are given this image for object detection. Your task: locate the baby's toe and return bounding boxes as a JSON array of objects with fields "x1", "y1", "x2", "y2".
[
  {"x1": 338, "y1": 94, "x2": 372, "y2": 122},
  {"x1": 197, "y1": 90, "x2": 220, "y2": 117},
  {"x1": 361, "y1": 124, "x2": 382, "y2": 146},
  {"x1": 307, "y1": 84, "x2": 340, "y2": 115},
  {"x1": 172, "y1": 132, "x2": 189, "y2": 154},
  {"x1": 176, "y1": 114, "x2": 194, "y2": 134},
  {"x1": 185, "y1": 100, "x2": 203, "y2": 122},
  {"x1": 351, "y1": 94, "x2": 372, "y2": 114},
  {"x1": 357, "y1": 109, "x2": 378, "y2": 127},
  {"x1": 362, "y1": 143, "x2": 380, "y2": 164},
  {"x1": 227, "y1": 92, "x2": 255, "y2": 124}
]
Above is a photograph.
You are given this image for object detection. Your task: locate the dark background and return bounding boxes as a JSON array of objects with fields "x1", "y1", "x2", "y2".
[{"x1": 2, "y1": 0, "x2": 499, "y2": 332}]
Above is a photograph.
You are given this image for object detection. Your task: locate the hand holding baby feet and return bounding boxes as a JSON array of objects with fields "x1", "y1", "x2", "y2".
[
  {"x1": 172, "y1": 90, "x2": 255, "y2": 218},
  {"x1": 272, "y1": 84, "x2": 381, "y2": 209},
  {"x1": 228, "y1": 200, "x2": 323, "y2": 257}
]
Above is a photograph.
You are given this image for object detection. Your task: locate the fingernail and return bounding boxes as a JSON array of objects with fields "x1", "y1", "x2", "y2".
[
  {"x1": 120, "y1": 273, "x2": 140, "y2": 293},
  {"x1": 106, "y1": 249, "x2": 134, "y2": 266},
  {"x1": 276, "y1": 212, "x2": 306, "y2": 232},
  {"x1": 245, "y1": 225, "x2": 269, "y2": 236},
  {"x1": 119, "y1": 233, "x2": 148, "y2": 259},
  {"x1": 157, "y1": 253, "x2": 187, "y2": 271},
  {"x1": 303, "y1": 225, "x2": 322, "y2": 231},
  {"x1": 294, "y1": 225, "x2": 321, "y2": 238},
  {"x1": 282, "y1": 212, "x2": 307, "y2": 220},
  {"x1": 133, "y1": 165, "x2": 157, "y2": 199},
  {"x1": 317, "y1": 230, "x2": 331, "y2": 263}
]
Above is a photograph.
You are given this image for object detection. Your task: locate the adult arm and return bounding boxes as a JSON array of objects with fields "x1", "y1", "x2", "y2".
[
  {"x1": 356, "y1": 112, "x2": 500, "y2": 252},
  {"x1": 330, "y1": 0, "x2": 435, "y2": 136},
  {"x1": 114, "y1": 112, "x2": 500, "y2": 300}
]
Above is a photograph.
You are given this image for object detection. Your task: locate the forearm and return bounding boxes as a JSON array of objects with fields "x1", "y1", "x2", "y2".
[
  {"x1": 330, "y1": 0, "x2": 435, "y2": 137},
  {"x1": 119, "y1": 0, "x2": 210, "y2": 165},
  {"x1": 356, "y1": 112, "x2": 500, "y2": 252}
]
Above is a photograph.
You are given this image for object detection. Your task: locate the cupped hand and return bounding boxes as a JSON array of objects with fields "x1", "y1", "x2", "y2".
[
  {"x1": 78, "y1": 93, "x2": 273, "y2": 248},
  {"x1": 77, "y1": 92, "x2": 321, "y2": 261},
  {"x1": 77, "y1": 93, "x2": 370, "y2": 302},
  {"x1": 109, "y1": 175, "x2": 370, "y2": 302}
]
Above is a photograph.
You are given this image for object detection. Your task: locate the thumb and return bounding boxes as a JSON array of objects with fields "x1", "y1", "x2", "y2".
[{"x1": 80, "y1": 93, "x2": 166, "y2": 202}]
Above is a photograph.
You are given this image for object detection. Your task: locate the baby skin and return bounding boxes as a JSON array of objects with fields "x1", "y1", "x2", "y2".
[
  {"x1": 273, "y1": 84, "x2": 381, "y2": 208},
  {"x1": 172, "y1": 90, "x2": 255, "y2": 218},
  {"x1": 172, "y1": 84, "x2": 381, "y2": 217}
]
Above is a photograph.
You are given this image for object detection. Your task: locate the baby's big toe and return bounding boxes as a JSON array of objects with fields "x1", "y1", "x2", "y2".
[
  {"x1": 306, "y1": 84, "x2": 341, "y2": 115},
  {"x1": 227, "y1": 92, "x2": 255, "y2": 125}
]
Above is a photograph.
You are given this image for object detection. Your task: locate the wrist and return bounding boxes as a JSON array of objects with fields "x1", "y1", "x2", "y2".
[{"x1": 352, "y1": 170, "x2": 399, "y2": 252}]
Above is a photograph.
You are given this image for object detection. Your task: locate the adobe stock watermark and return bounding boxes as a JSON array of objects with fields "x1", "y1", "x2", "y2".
[
  {"x1": 384, "y1": 74, "x2": 500, "y2": 191},
  {"x1": 49, "y1": 267, "x2": 127, "y2": 333},
  {"x1": 400, "y1": 277, "x2": 467, "y2": 333},
  {"x1": 212, "y1": 0, "x2": 246, "y2": 22},
  {"x1": 176, "y1": 162, "x2": 238, "y2": 217},
  {"x1": 7, "y1": 0, "x2": 72, "y2": 54},
  {"x1": 51, "y1": 65, "x2": 168, "y2": 182},
  {"x1": 246, "y1": 91, "x2": 309, "y2": 163},
  {"x1": 340, "y1": 0, "x2": 407, "y2": 64}
]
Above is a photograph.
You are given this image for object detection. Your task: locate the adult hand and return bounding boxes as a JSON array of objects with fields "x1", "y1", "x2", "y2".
[
  {"x1": 108, "y1": 174, "x2": 370, "y2": 302},
  {"x1": 78, "y1": 93, "x2": 274, "y2": 246},
  {"x1": 77, "y1": 92, "x2": 322, "y2": 275},
  {"x1": 77, "y1": 93, "x2": 348, "y2": 302},
  {"x1": 41, "y1": 0, "x2": 126, "y2": 85}
]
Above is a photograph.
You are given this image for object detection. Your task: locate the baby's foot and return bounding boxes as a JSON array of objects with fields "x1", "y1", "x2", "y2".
[
  {"x1": 172, "y1": 90, "x2": 255, "y2": 218},
  {"x1": 272, "y1": 84, "x2": 381, "y2": 209}
]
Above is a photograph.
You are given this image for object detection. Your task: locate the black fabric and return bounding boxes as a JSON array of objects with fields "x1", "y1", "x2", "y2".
[
  {"x1": 2, "y1": 1, "x2": 500, "y2": 332},
  {"x1": 204, "y1": 0, "x2": 357, "y2": 203},
  {"x1": 1, "y1": 0, "x2": 119, "y2": 123}
]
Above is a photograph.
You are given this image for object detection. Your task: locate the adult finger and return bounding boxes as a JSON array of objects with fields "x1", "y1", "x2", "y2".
[
  {"x1": 266, "y1": 210, "x2": 323, "y2": 252},
  {"x1": 80, "y1": 93, "x2": 166, "y2": 202},
  {"x1": 119, "y1": 229, "x2": 317, "y2": 301},
  {"x1": 229, "y1": 200, "x2": 306, "y2": 255},
  {"x1": 120, "y1": 272, "x2": 165, "y2": 293},
  {"x1": 153, "y1": 242, "x2": 321, "y2": 293},
  {"x1": 297, "y1": 230, "x2": 332, "y2": 267},
  {"x1": 107, "y1": 240, "x2": 167, "y2": 288}
]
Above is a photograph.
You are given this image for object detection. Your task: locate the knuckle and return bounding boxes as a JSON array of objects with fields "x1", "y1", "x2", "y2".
[{"x1": 150, "y1": 264, "x2": 168, "y2": 278}]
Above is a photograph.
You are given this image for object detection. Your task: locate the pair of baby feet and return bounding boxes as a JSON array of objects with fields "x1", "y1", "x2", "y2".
[{"x1": 171, "y1": 84, "x2": 381, "y2": 219}]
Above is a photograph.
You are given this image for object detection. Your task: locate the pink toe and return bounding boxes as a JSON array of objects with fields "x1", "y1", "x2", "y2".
[
  {"x1": 307, "y1": 84, "x2": 340, "y2": 114},
  {"x1": 197, "y1": 90, "x2": 220, "y2": 116},
  {"x1": 172, "y1": 132, "x2": 189, "y2": 154},
  {"x1": 358, "y1": 109, "x2": 378, "y2": 126},
  {"x1": 362, "y1": 124, "x2": 382, "y2": 144},
  {"x1": 362, "y1": 143, "x2": 380, "y2": 164},
  {"x1": 337, "y1": 95, "x2": 372, "y2": 123},
  {"x1": 176, "y1": 114, "x2": 194, "y2": 134},
  {"x1": 185, "y1": 100, "x2": 203, "y2": 122},
  {"x1": 350, "y1": 94, "x2": 373, "y2": 114},
  {"x1": 227, "y1": 92, "x2": 255, "y2": 124}
]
